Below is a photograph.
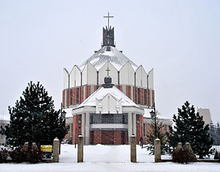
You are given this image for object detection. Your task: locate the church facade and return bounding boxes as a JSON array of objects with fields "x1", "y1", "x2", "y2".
[
  {"x1": 62, "y1": 16, "x2": 171, "y2": 145},
  {"x1": 62, "y1": 26, "x2": 155, "y2": 109}
]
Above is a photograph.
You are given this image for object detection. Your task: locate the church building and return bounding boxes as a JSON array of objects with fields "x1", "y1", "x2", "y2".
[{"x1": 62, "y1": 14, "x2": 171, "y2": 145}]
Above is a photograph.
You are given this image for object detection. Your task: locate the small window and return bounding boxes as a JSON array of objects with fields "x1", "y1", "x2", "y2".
[{"x1": 90, "y1": 113, "x2": 128, "y2": 124}]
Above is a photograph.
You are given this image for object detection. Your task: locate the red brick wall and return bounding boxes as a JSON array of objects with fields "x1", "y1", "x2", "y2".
[
  {"x1": 72, "y1": 115, "x2": 77, "y2": 144},
  {"x1": 147, "y1": 89, "x2": 150, "y2": 106},
  {"x1": 64, "y1": 128, "x2": 70, "y2": 140},
  {"x1": 90, "y1": 131, "x2": 94, "y2": 144},
  {"x1": 133, "y1": 87, "x2": 137, "y2": 104},
  {"x1": 62, "y1": 85, "x2": 155, "y2": 108},
  {"x1": 80, "y1": 87, "x2": 83, "y2": 103},
  {"x1": 131, "y1": 86, "x2": 155, "y2": 107},
  {"x1": 94, "y1": 85, "x2": 99, "y2": 91},
  {"x1": 102, "y1": 131, "x2": 114, "y2": 144},
  {"x1": 91, "y1": 130, "x2": 102, "y2": 144},
  {"x1": 72, "y1": 114, "x2": 82, "y2": 144},
  {"x1": 85, "y1": 85, "x2": 89, "y2": 99},
  {"x1": 63, "y1": 85, "x2": 103, "y2": 107},
  {"x1": 114, "y1": 131, "x2": 121, "y2": 145},
  {"x1": 62, "y1": 90, "x2": 66, "y2": 107},
  {"x1": 114, "y1": 130, "x2": 128, "y2": 145},
  {"x1": 140, "y1": 88, "x2": 143, "y2": 105},
  {"x1": 90, "y1": 130, "x2": 128, "y2": 145},
  {"x1": 143, "y1": 123, "x2": 171, "y2": 144},
  {"x1": 143, "y1": 123, "x2": 152, "y2": 143},
  {"x1": 136, "y1": 114, "x2": 143, "y2": 143},
  {"x1": 66, "y1": 89, "x2": 69, "y2": 107},
  {"x1": 116, "y1": 85, "x2": 122, "y2": 92},
  {"x1": 72, "y1": 88, "x2": 76, "y2": 105},
  {"x1": 144, "y1": 89, "x2": 147, "y2": 105},
  {"x1": 152, "y1": 90, "x2": 155, "y2": 107},
  {"x1": 126, "y1": 86, "x2": 131, "y2": 99}
]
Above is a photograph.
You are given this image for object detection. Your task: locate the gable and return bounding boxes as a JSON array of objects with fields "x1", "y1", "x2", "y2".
[{"x1": 96, "y1": 94, "x2": 122, "y2": 114}]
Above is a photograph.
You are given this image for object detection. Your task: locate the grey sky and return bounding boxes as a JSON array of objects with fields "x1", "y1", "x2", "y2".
[{"x1": 0, "y1": 0, "x2": 220, "y2": 123}]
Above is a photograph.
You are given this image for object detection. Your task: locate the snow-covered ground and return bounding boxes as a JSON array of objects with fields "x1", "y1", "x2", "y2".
[{"x1": 1, "y1": 144, "x2": 219, "y2": 172}]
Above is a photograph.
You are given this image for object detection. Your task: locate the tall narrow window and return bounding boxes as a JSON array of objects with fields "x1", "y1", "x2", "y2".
[
  {"x1": 76, "y1": 88, "x2": 79, "y2": 104},
  {"x1": 70, "y1": 90, "x2": 73, "y2": 105},
  {"x1": 138, "y1": 88, "x2": 141, "y2": 104},
  {"x1": 144, "y1": 89, "x2": 147, "y2": 105}
]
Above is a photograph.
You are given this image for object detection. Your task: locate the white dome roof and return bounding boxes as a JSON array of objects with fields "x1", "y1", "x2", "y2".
[{"x1": 80, "y1": 46, "x2": 138, "y2": 71}]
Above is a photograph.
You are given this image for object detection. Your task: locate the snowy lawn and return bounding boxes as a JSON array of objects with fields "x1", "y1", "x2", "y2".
[{"x1": 1, "y1": 144, "x2": 219, "y2": 172}]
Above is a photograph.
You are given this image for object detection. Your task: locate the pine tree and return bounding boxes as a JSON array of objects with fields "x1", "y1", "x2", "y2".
[
  {"x1": 146, "y1": 116, "x2": 169, "y2": 155},
  {"x1": 0, "y1": 82, "x2": 67, "y2": 147},
  {"x1": 216, "y1": 122, "x2": 220, "y2": 145},
  {"x1": 209, "y1": 121, "x2": 217, "y2": 145},
  {"x1": 168, "y1": 101, "x2": 214, "y2": 158}
]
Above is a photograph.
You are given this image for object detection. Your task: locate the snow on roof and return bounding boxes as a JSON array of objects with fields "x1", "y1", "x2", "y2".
[
  {"x1": 144, "y1": 108, "x2": 170, "y2": 120},
  {"x1": 64, "y1": 108, "x2": 73, "y2": 118},
  {"x1": 76, "y1": 86, "x2": 139, "y2": 108},
  {"x1": 80, "y1": 46, "x2": 138, "y2": 71}
]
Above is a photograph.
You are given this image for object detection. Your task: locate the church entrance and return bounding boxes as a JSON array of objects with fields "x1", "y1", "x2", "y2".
[
  {"x1": 90, "y1": 130, "x2": 128, "y2": 145},
  {"x1": 101, "y1": 131, "x2": 114, "y2": 145}
]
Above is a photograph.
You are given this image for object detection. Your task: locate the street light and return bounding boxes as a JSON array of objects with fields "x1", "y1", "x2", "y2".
[{"x1": 150, "y1": 107, "x2": 157, "y2": 139}]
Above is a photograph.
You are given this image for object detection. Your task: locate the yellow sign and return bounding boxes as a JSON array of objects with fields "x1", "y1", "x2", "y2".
[{"x1": 41, "y1": 145, "x2": 52, "y2": 152}]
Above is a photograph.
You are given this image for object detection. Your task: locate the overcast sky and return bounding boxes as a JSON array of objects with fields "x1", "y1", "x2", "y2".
[{"x1": 0, "y1": 0, "x2": 220, "y2": 123}]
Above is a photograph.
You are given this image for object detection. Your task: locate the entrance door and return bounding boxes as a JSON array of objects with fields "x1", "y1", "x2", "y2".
[{"x1": 101, "y1": 131, "x2": 114, "y2": 145}]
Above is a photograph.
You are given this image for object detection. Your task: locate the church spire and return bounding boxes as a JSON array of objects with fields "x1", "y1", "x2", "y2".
[{"x1": 102, "y1": 12, "x2": 115, "y2": 47}]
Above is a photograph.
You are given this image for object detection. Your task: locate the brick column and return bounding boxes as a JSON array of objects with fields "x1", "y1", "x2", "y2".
[
  {"x1": 154, "y1": 138, "x2": 161, "y2": 162},
  {"x1": 77, "y1": 135, "x2": 84, "y2": 163},
  {"x1": 53, "y1": 138, "x2": 60, "y2": 163},
  {"x1": 130, "y1": 135, "x2": 137, "y2": 162}
]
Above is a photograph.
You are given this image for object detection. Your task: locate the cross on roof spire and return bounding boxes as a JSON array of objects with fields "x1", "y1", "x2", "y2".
[
  {"x1": 103, "y1": 12, "x2": 114, "y2": 29},
  {"x1": 103, "y1": 66, "x2": 114, "y2": 88},
  {"x1": 106, "y1": 67, "x2": 110, "y2": 76}
]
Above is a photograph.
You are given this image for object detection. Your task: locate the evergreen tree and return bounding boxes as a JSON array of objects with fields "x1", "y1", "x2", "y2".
[
  {"x1": 209, "y1": 121, "x2": 217, "y2": 145},
  {"x1": 146, "y1": 115, "x2": 169, "y2": 155},
  {"x1": 168, "y1": 101, "x2": 214, "y2": 158},
  {"x1": 0, "y1": 82, "x2": 67, "y2": 147},
  {"x1": 216, "y1": 122, "x2": 220, "y2": 145}
]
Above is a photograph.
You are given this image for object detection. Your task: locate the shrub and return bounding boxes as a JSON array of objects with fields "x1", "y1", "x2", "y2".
[
  {"x1": 10, "y1": 148, "x2": 25, "y2": 163},
  {"x1": 0, "y1": 142, "x2": 42, "y2": 163},
  {"x1": 25, "y1": 148, "x2": 42, "y2": 163},
  {"x1": 9, "y1": 147, "x2": 42, "y2": 163},
  {"x1": 0, "y1": 149, "x2": 10, "y2": 163},
  {"x1": 214, "y1": 151, "x2": 220, "y2": 160},
  {"x1": 172, "y1": 142, "x2": 197, "y2": 164}
]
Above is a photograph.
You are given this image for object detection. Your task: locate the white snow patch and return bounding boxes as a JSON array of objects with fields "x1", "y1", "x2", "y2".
[{"x1": 1, "y1": 144, "x2": 219, "y2": 172}]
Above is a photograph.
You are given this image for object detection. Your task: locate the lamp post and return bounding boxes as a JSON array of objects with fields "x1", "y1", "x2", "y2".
[{"x1": 150, "y1": 107, "x2": 157, "y2": 139}]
